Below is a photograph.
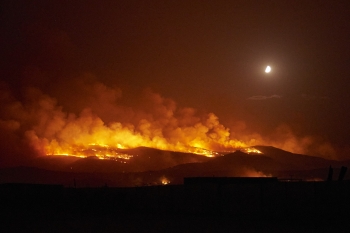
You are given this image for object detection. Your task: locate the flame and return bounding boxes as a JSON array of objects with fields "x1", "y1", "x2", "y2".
[
  {"x1": 34, "y1": 97, "x2": 250, "y2": 158},
  {"x1": 241, "y1": 147, "x2": 263, "y2": 154},
  {"x1": 160, "y1": 176, "x2": 170, "y2": 185},
  {"x1": 47, "y1": 144, "x2": 133, "y2": 161}
]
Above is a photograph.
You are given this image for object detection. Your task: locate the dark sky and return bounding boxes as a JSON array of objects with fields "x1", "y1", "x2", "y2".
[{"x1": 1, "y1": 0, "x2": 350, "y2": 161}]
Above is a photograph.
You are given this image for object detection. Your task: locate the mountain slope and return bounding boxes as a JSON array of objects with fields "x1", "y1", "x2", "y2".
[
  {"x1": 25, "y1": 147, "x2": 211, "y2": 173},
  {"x1": 2, "y1": 146, "x2": 349, "y2": 186}
]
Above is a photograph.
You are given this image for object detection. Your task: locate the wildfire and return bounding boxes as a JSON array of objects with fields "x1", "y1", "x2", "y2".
[
  {"x1": 48, "y1": 144, "x2": 134, "y2": 161},
  {"x1": 55, "y1": 154, "x2": 87, "y2": 159},
  {"x1": 241, "y1": 147, "x2": 263, "y2": 154},
  {"x1": 49, "y1": 143, "x2": 224, "y2": 161},
  {"x1": 43, "y1": 133, "x2": 245, "y2": 160},
  {"x1": 185, "y1": 147, "x2": 222, "y2": 157},
  {"x1": 40, "y1": 114, "x2": 249, "y2": 159},
  {"x1": 30, "y1": 86, "x2": 253, "y2": 159},
  {"x1": 1, "y1": 83, "x2": 270, "y2": 161}
]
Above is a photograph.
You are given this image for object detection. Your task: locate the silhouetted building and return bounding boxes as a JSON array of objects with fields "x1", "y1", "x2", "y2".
[
  {"x1": 327, "y1": 166, "x2": 333, "y2": 181},
  {"x1": 338, "y1": 166, "x2": 347, "y2": 181},
  {"x1": 184, "y1": 177, "x2": 278, "y2": 185}
]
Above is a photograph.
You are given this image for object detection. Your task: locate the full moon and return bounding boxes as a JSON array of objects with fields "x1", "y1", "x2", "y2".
[{"x1": 265, "y1": 66, "x2": 271, "y2": 73}]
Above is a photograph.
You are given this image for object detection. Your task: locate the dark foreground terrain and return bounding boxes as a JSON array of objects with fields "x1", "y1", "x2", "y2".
[{"x1": 1, "y1": 181, "x2": 350, "y2": 232}]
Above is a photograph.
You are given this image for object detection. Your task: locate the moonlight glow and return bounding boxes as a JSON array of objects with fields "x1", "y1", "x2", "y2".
[{"x1": 265, "y1": 66, "x2": 271, "y2": 73}]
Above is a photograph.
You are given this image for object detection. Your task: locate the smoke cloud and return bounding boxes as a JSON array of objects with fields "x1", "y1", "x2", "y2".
[{"x1": 0, "y1": 74, "x2": 338, "y2": 168}]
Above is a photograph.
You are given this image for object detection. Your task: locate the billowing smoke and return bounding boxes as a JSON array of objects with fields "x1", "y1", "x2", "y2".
[
  {"x1": 0, "y1": 74, "x2": 338, "y2": 168},
  {"x1": 229, "y1": 121, "x2": 337, "y2": 159},
  {"x1": 0, "y1": 78, "x2": 248, "y2": 165}
]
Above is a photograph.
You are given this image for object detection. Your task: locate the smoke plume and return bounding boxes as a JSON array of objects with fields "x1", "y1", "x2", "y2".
[{"x1": 0, "y1": 74, "x2": 338, "y2": 167}]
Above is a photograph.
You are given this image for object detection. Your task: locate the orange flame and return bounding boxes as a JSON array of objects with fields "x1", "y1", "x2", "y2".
[
  {"x1": 40, "y1": 114, "x2": 248, "y2": 158},
  {"x1": 31, "y1": 94, "x2": 251, "y2": 158},
  {"x1": 160, "y1": 176, "x2": 170, "y2": 185}
]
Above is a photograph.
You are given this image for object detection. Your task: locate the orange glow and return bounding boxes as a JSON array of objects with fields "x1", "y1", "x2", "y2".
[
  {"x1": 160, "y1": 176, "x2": 170, "y2": 185},
  {"x1": 47, "y1": 144, "x2": 134, "y2": 161},
  {"x1": 241, "y1": 147, "x2": 263, "y2": 154},
  {"x1": 243, "y1": 168, "x2": 271, "y2": 177},
  {"x1": 37, "y1": 109, "x2": 251, "y2": 159}
]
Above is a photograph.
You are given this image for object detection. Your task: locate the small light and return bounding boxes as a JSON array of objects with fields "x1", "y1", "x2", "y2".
[{"x1": 265, "y1": 66, "x2": 271, "y2": 73}]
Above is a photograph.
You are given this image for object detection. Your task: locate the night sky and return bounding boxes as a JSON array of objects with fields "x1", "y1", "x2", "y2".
[{"x1": 1, "y1": 0, "x2": 350, "y2": 162}]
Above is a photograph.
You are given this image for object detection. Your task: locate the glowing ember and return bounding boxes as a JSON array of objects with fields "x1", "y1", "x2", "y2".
[
  {"x1": 56, "y1": 154, "x2": 87, "y2": 159},
  {"x1": 50, "y1": 144, "x2": 133, "y2": 161},
  {"x1": 52, "y1": 144, "x2": 223, "y2": 160},
  {"x1": 241, "y1": 147, "x2": 263, "y2": 154},
  {"x1": 160, "y1": 176, "x2": 170, "y2": 185},
  {"x1": 186, "y1": 147, "x2": 223, "y2": 157}
]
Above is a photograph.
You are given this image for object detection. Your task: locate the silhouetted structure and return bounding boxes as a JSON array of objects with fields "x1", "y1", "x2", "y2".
[
  {"x1": 184, "y1": 177, "x2": 278, "y2": 185},
  {"x1": 327, "y1": 165, "x2": 333, "y2": 181},
  {"x1": 338, "y1": 166, "x2": 347, "y2": 181}
]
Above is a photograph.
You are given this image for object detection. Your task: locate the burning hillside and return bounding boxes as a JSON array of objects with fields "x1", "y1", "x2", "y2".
[
  {"x1": 0, "y1": 78, "x2": 337, "y2": 167},
  {"x1": 0, "y1": 80, "x2": 249, "y2": 164}
]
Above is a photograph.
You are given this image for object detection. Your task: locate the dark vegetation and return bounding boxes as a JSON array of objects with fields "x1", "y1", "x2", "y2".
[{"x1": 1, "y1": 181, "x2": 350, "y2": 232}]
